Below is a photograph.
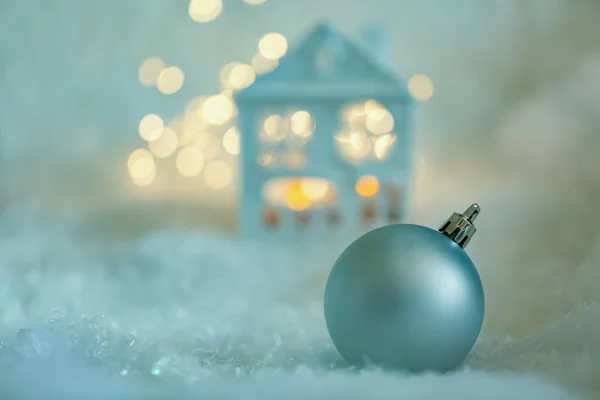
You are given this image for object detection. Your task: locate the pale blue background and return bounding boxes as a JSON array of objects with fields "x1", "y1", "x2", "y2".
[{"x1": 0, "y1": 0, "x2": 598, "y2": 236}]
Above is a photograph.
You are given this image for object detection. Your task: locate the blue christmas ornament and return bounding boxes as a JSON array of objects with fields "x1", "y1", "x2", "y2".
[{"x1": 324, "y1": 204, "x2": 484, "y2": 372}]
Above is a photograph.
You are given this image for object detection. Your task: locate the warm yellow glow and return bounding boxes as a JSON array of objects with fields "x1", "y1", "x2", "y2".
[
  {"x1": 366, "y1": 107, "x2": 394, "y2": 134},
  {"x1": 138, "y1": 57, "x2": 165, "y2": 87},
  {"x1": 228, "y1": 63, "x2": 256, "y2": 90},
  {"x1": 263, "y1": 177, "x2": 336, "y2": 210},
  {"x1": 148, "y1": 127, "x2": 178, "y2": 158},
  {"x1": 262, "y1": 114, "x2": 284, "y2": 140},
  {"x1": 189, "y1": 0, "x2": 223, "y2": 22},
  {"x1": 243, "y1": 0, "x2": 266, "y2": 4},
  {"x1": 157, "y1": 66, "x2": 185, "y2": 95},
  {"x1": 204, "y1": 160, "x2": 232, "y2": 189},
  {"x1": 252, "y1": 53, "x2": 279, "y2": 75},
  {"x1": 290, "y1": 110, "x2": 314, "y2": 137},
  {"x1": 127, "y1": 149, "x2": 156, "y2": 186},
  {"x1": 202, "y1": 94, "x2": 234, "y2": 125},
  {"x1": 176, "y1": 147, "x2": 205, "y2": 177},
  {"x1": 138, "y1": 114, "x2": 164, "y2": 142},
  {"x1": 222, "y1": 127, "x2": 240, "y2": 155},
  {"x1": 299, "y1": 179, "x2": 329, "y2": 200},
  {"x1": 408, "y1": 74, "x2": 434, "y2": 101},
  {"x1": 258, "y1": 33, "x2": 288, "y2": 60},
  {"x1": 355, "y1": 175, "x2": 380, "y2": 197},
  {"x1": 286, "y1": 183, "x2": 311, "y2": 212},
  {"x1": 374, "y1": 134, "x2": 397, "y2": 160}
]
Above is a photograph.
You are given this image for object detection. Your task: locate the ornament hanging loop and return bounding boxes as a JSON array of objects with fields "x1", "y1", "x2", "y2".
[{"x1": 439, "y1": 203, "x2": 480, "y2": 248}]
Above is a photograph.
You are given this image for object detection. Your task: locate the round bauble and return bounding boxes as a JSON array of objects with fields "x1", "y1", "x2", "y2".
[{"x1": 324, "y1": 204, "x2": 484, "y2": 372}]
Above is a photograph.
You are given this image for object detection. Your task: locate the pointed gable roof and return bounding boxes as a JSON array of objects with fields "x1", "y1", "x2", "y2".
[{"x1": 236, "y1": 22, "x2": 411, "y2": 102}]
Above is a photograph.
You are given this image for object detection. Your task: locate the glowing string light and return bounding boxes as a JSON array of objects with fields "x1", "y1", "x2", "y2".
[
  {"x1": 408, "y1": 74, "x2": 434, "y2": 101},
  {"x1": 189, "y1": 0, "x2": 223, "y2": 23},
  {"x1": 258, "y1": 32, "x2": 288, "y2": 60}
]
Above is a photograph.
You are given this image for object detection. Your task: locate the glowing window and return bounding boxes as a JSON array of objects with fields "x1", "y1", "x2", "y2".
[
  {"x1": 334, "y1": 100, "x2": 397, "y2": 164},
  {"x1": 257, "y1": 109, "x2": 315, "y2": 169},
  {"x1": 262, "y1": 177, "x2": 337, "y2": 211}
]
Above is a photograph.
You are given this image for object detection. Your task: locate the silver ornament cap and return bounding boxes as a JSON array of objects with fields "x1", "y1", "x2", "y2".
[{"x1": 438, "y1": 203, "x2": 480, "y2": 248}]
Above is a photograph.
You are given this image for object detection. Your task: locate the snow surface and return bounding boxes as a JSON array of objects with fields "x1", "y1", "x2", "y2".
[{"x1": 0, "y1": 205, "x2": 597, "y2": 400}]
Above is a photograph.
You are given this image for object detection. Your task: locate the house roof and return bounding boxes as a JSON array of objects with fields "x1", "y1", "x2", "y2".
[{"x1": 236, "y1": 22, "x2": 412, "y2": 102}]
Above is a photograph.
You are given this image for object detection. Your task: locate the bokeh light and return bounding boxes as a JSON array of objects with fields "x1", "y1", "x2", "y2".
[
  {"x1": 188, "y1": 0, "x2": 223, "y2": 23},
  {"x1": 167, "y1": 117, "x2": 185, "y2": 142},
  {"x1": 127, "y1": 149, "x2": 156, "y2": 186},
  {"x1": 176, "y1": 147, "x2": 205, "y2": 177},
  {"x1": 138, "y1": 114, "x2": 164, "y2": 142},
  {"x1": 202, "y1": 94, "x2": 234, "y2": 125},
  {"x1": 408, "y1": 74, "x2": 434, "y2": 101},
  {"x1": 185, "y1": 96, "x2": 207, "y2": 117},
  {"x1": 243, "y1": 0, "x2": 267, "y2": 4},
  {"x1": 183, "y1": 97, "x2": 210, "y2": 141},
  {"x1": 204, "y1": 160, "x2": 232, "y2": 189},
  {"x1": 374, "y1": 134, "x2": 397, "y2": 160},
  {"x1": 222, "y1": 127, "x2": 240, "y2": 155},
  {"x1": 366, "y1": 107, "x2": 394, "y2": 134},
  {"x1": 290, "y1": 110, "x2": 314, "y2": 137},
  {"x1": 364, "y1": 99, "x2": 383, "y2": 113},
  {"x1": 148, "y1": 127, "x2": 178, "y2": 158},
  {"x1": 335, "y1": 130, "x2": 371, "y2": 162},
  {"x1": 252, "y1": 53, "x2": 279, "y2": 75},
  {"x1": 286, "y1": 182, "x2": 311, "y2": 212},
  {"x1": 157, "y1": 66, "x2": 185, "y2": 95},
  {"x1": 342, "y1": 102, "x2": 367, "y2": 130},
  {"x1": 131, "y1": 168, "x2": 157, "y2": 186},
  {"x1": 228, "y1": 64, "x2": 256, "y2": 90},
  {"x1": 263, "y1": 177, "x2": 336, "y2": 210},
  {"x1": 335, "y1": 101, "x2": 398, "y2": 162},
  {"x1": 138, "y1": 57, "x2": 165, "y2": 87},
  {"x1": 355, "y1": 175, "x2": 380, "y2": 197},
  {"x1": 262, "y1": 114, "x2": 284, "y2": 140},
  {"x1": 258, "y1": 33, "x2": 288, "y2": 60},
  {"x1": 220, "y1": 62, "x2": 240, "y2": 88},
  {"x1": 299, "y1": 179, "x2": 330, "y2": 201}
]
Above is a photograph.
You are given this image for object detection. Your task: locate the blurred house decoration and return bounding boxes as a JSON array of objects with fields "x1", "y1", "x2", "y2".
[{"x1": 235, "y1": 22, "x2": 415, "y2": 238}]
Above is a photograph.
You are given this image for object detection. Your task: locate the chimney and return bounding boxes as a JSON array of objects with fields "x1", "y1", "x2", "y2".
[{"x1": 359, "y1": 24, "x2": 391, "y2": 68}]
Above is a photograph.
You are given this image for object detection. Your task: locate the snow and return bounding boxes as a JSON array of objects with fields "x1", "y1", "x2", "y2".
[{"x1": 0, "y1": 205, "x2": 596, "y2": 399}]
